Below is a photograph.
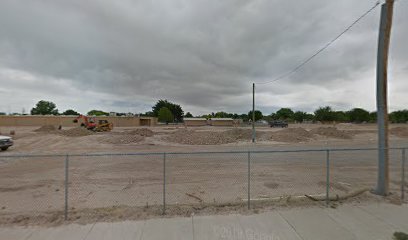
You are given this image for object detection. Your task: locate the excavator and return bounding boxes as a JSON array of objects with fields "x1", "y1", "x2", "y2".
[{"x1": 73, "y1": 115, "x2": 113, "y2": 132}]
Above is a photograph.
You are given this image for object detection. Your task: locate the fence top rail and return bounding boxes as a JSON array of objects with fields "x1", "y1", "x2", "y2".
[{"x1": 0, "y1": 147, "x2": 406, "y2": 158}]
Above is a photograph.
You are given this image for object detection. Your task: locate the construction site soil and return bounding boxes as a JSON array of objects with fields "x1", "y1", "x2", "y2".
[
  {"x1": 2, "y1": 124, "x2": 408, "y2": 152},
  {"x1": 0, "y1": 124, "x2": 407, "y2": 226}
]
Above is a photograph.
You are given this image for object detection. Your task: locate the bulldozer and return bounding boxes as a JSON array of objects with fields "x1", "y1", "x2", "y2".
[{"x1": 73, "y1": 115, "x2": 113, "y2": 132}]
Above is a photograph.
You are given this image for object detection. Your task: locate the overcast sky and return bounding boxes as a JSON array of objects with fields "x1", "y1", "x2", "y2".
[{"x1": 0, "y1": 0, "x2": 406, "y2": 116}]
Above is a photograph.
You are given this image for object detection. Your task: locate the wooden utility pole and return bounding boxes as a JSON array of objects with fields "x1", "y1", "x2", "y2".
[{"x1": 376, "y1": 0, "x2": 394, "y2": 196}]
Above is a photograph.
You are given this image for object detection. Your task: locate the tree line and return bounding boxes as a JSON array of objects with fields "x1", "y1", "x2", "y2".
[
  {"x1": 13, "y1": 100, "x2": 408, "y2": 124},
  {"x1": 177, "y1": 106, "x2": 408, "y2": 124}
]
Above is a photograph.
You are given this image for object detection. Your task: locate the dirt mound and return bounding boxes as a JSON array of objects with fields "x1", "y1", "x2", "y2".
[
  {"x1": 126, "y1": 128, "x2": 154, "y2": 137},
  {"x1": 96, "y1": 128, "x2": 152, "y2": 144},
  {"x1": 270, "y1": 127, "x2": 313, "y2": 143},
  {"x1": 310, "y1": 127, "x2": 352, "y2": 139},
  {"x1": 100, "y1": 134, "x2": 144, "y2": 144},
  {"x1": 166, "y1": 128, "x2": 266, "y2": 145},
  {"x1": 60, "y1": 127, "x2": 94, "y2": 137},
  {"x1": 224, "y1": 128, "x2": 254, "y2": 140},
  {"x1": 390, "y1": 127, "x2": 408, "y2": 137},
  {"x1": 34, "y1": 125, "x2": 56, "y2": 133},
  {"x1": 166, "y1": 129, "x2": 237, "y2": 145}
]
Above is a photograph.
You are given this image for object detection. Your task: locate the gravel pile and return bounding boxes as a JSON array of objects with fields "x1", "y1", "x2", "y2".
[
  {"x1": 34, "y1": 125, "x2": 56, "y2": 133},
  {"x1": 390, "y1": 127, "x2": 408, "y2": 138},
  {"x1": 166, "y1": 129, "x2": 237, "y2": 145},
  {"x1": 100, "y1": 134, "x2": 145, "y2": 144},
  {"x1": 166, "y1": 128, "x2": 266, "y2": 145},
  {"x1": 97, "y1": 129, "x2": 152, "y2": 144},
  {"x1": 310, "y1": 127, "x2": 352, "y2": 139},
  {"x1": 224, "y1": 129, "x2": 255, "y2": 140},
  {"x1": 126, "y1": 128, "x2": 154, "y2": 137},
  {"x1": 60, "y1": 127, "x2": 94, "y2": 137},
  {"x1": 270, "y1": 127, "x2": 313, "y2": 142}
]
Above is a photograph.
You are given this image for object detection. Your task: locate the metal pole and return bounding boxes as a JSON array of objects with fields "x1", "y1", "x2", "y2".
[
  {"x1": 163, "y1": 153, "x2": 166, "y2": 215},
  {"x1": 375, "y1": 1, "x2": 394, "y2": 196},
  {"x1": 248, "y1": 151, "x2": 251, "y2": 209},
  {"x1": 64, "y1": 154, "x2": 69, "y2": 221},
  {"x1": 252, "y1": 83, "x2": 256, "y2": 143},
  {"x1": 402, "y1": 149, "x2": 406, "y2": 201},
  {"x1": 326, "y1": 150, "x2": 330, "y2": 206}
]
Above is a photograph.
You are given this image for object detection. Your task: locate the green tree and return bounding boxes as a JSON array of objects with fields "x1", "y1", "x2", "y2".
[
  {"x1": 158, "y1": 107, "x2": 174, "y2": 123},
  {"x1": 275, "y1": 108, "x2": 294, "y2": 120},
  {"x1": 293, "y1": 111, "x2": 307, "y2": 122},
  {"x1": 389, "y1": 110, "x2": 408, "y2": 123},
  {"x1": 314, "y1": 106, "x2": 336, "y2": 122},
  {"x1": 393, "y1": 231, "x2": 408, "y2": 240},
  {"x1": 214, "y1": 111, "x2": 232, "y2": 118},
  {"x1": 31, "y1": 100, "x2": 59, "y2": 115},
  {"x1": 304, "y1": 113, "x2": 315, "y2": 121},
  {"x1": 347, "y1": 108, "x2": 370, "y2": 123},
  {"x1": 268, "y1": 113, "x2": 278, "y2": 120},
  {"x1": 334, "y1": 111, "x2": 348, "y2": 122},
  {"x1": 184, "y1": 112, "x2": 193, "y2": 118},
  {"x1": 62, "y1": 109, "x2": 80, "y2": 115},
  {"x1": 141, "y1": 111, "x2": 154, "y2": 117},
  {"x1": 87, "y1": 110, "x2": 108, "y2": 116},
  {"x1": 248, "y1": 110, "x2": 263, "y2": 122},
  {"x1": 152, "y1": 100, "x2": 184, "y2": 122},
  {"x1": 369, "y1": 112, "x2": 377, "y2": 123},
  {"x1": 239, "y1": 113, "x2": 249, "y2": 122}
]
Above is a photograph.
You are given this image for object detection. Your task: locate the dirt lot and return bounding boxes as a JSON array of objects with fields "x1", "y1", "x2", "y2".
[
  {"x1": 1, "y1": 123, "x2": 407, "y2": 154},
  {"x1": 0, "y1": 123, "x2": 407, "y2": 226}
]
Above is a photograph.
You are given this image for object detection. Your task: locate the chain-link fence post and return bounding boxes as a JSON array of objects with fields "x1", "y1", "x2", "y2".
[
  {"x1": 326, "y1": 150, "x2": 330, "y2": 206},
  {"x1": 64, "y1": 154, "x2": 69, "y2": 220},
  {"x1": 163, "y1": 153, "x2": 166, "y2": 215},
  {"x1": 248, "y1": 151, "x2": 251, "y2": 210},
  {"x1": 402, "y1": 148, "x2": 406, "y2": 201}
]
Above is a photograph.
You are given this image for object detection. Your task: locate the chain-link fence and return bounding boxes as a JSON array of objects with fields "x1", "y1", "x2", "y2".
[{"x1": 0, "y1": 147, "x2": 406, "y2": 223}]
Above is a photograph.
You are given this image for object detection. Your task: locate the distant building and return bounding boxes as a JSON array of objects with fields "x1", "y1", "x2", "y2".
[
  {"x1": 209, "y1": 118, "x2": 234, "y2": 126},
  {"x1": 184, "y1": 118, "x2": 207, "y2": 127},
  {"x1": 0, "y1": 115, "x2": 157, "y2": 127}
]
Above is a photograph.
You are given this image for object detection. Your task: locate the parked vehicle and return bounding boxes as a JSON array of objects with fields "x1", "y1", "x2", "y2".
[
  {"x1": 269, "y1": 120, "x2": 288, "y2": 128},
  {"x1": 0, "y1": 135, "x2": 13, "y2": 151}
]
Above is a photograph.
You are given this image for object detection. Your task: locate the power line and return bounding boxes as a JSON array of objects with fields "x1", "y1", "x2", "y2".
[{"x1": 256, "y1": 1, "x2": 381, "y2": 85}]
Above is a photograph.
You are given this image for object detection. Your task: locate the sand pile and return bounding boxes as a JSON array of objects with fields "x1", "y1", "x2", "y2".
[
  {"x1": 126, "y1": 128, "x2": 154, "y2": 137},
  {"x1": 34, "y1": 125, "x2": 56, "y2": 133},
  {"x1": 310, "y1": 127, "x2": 352, "y2": 139},
  {"x1": 60, "y1": 127, "x2": 94, "y2": 137},
  {"x1": 166, "y1": 129, "x2": 237, "y2": 145},
  {"x1": 390, "y1": 127, "x2": 408, "y2": 138},
  {"x1": 270, "y1": 127, "x2": 313, "y2": 143}
]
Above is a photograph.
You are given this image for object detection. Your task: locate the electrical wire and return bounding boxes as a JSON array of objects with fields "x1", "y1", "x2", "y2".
[{"x1": 256, "y1": 1, "x2": 381, "y2": 85}]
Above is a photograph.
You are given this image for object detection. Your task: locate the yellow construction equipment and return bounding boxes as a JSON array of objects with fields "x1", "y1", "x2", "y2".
[{"x1": 73, "y1": 115, "x2": 113, "y2": 132}]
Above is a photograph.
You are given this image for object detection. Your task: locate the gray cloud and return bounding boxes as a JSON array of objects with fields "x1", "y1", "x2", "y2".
[{"x1": 0, "y1": 0, "x2": 407, "y2": 115}]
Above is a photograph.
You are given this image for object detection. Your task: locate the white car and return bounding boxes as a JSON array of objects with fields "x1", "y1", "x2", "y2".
[{"x1": 0, "y1": 136, "x2": 13, "y2": 151}]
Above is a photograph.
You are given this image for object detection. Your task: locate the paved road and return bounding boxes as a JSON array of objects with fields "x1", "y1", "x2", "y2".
[{"x1": 1, "y1": 203, "x2": 407, "y2": 240}]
